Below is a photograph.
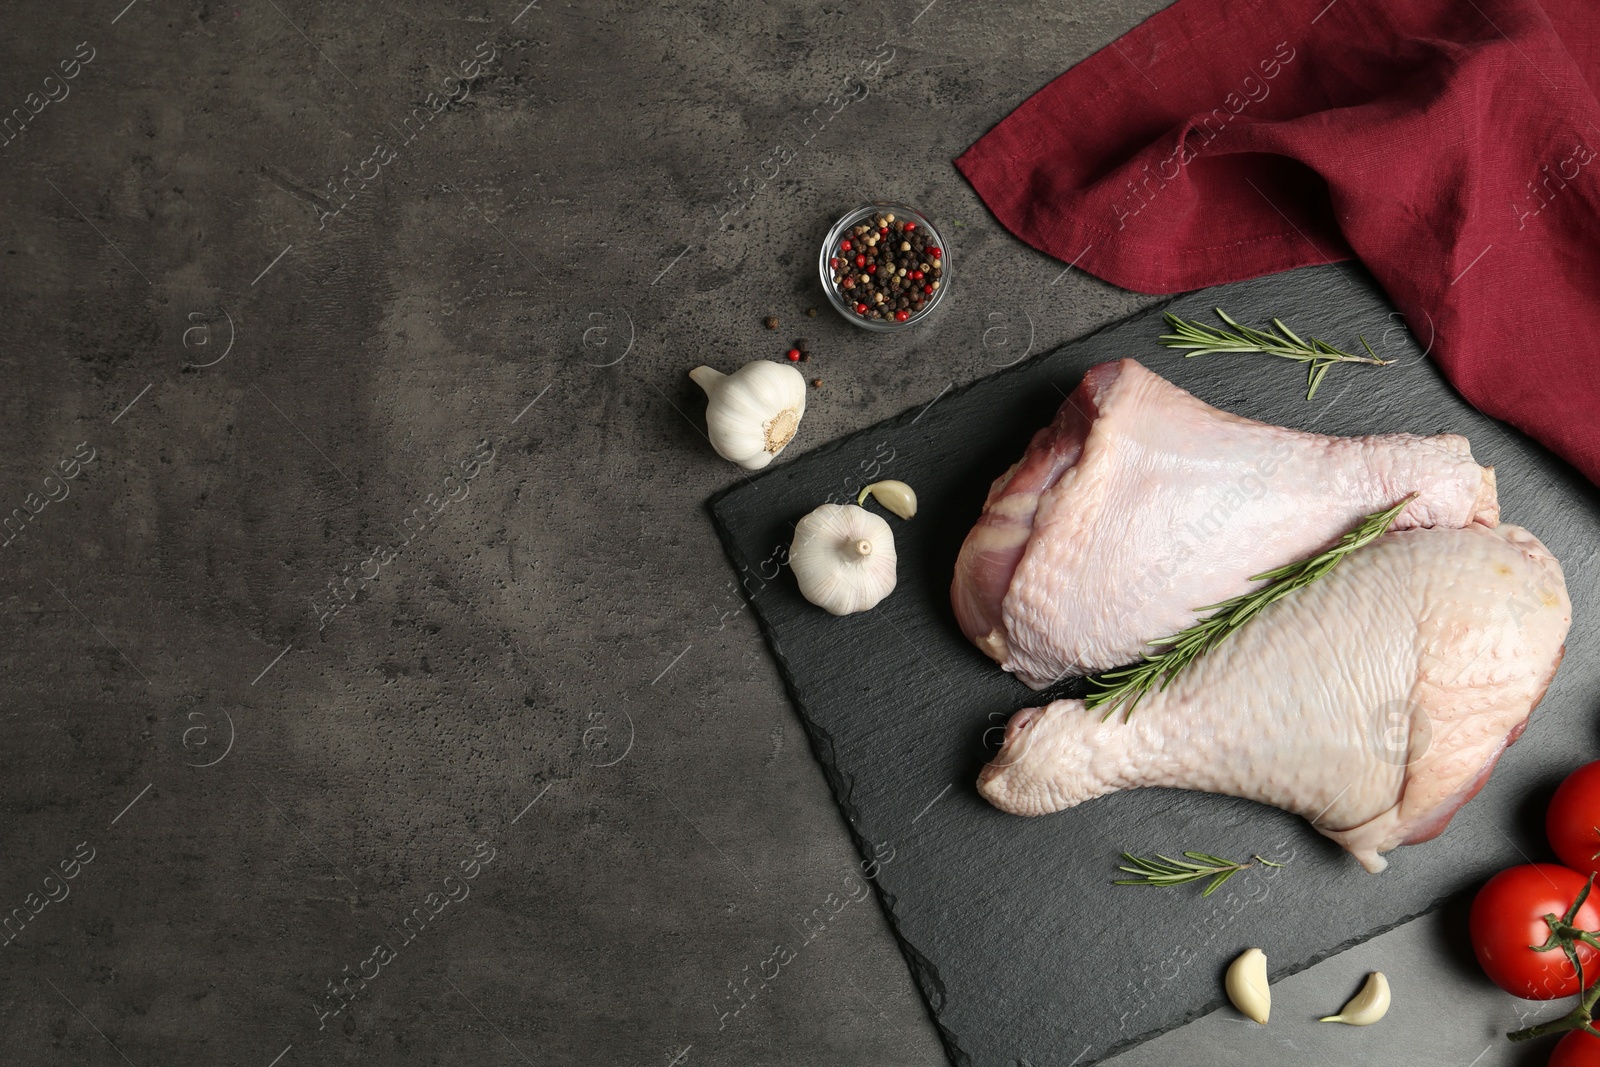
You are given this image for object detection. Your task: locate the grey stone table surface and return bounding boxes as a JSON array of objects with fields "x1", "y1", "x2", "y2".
[{"x1": 0, "y1": 1, "x2": 1575, "y2": 1065}]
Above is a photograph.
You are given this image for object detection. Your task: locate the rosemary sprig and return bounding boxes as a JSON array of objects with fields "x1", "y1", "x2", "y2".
[
  {"x1": 1159, "y1": 307, "x2": 1394, "y2": 400},
  {"x1": 1115, "y1": 851, "x2": 1285, "y2": 897},
  {"x1": 1085, "y1": 493, "x2": 1416, "y2": 722}
]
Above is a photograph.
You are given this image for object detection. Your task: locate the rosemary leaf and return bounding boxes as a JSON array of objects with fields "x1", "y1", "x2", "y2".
[
  {"x1": 1086, "y1": 494, "x2": 1417, "y2": 722},
  {"x1": 1159, "y1": 307, "x2": 1394, "y2": 400},
  {"x1": 1114, "y1": 851, "x2": 1285, "y2": 896}
]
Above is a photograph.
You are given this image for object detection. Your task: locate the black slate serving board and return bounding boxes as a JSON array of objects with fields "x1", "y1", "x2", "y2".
[{"x1": 708, "y1": 263, "x2": 1600, "y2": 1067}]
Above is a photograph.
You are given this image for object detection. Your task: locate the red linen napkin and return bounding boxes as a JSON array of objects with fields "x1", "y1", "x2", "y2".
[{"x1": 956, "y1": 0, "x2": 1600, "y2": 487}]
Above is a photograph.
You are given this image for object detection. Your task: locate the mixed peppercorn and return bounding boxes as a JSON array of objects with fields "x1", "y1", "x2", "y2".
[{"x1": 828, "y1": 212, "x2": 942, "y2": 323}]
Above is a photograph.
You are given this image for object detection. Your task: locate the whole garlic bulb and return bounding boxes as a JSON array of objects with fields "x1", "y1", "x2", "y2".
[
  {"x1": 789, "y1": 504, "x2": 897, "y2": 615},
  {"x1": 690, "y1": 361, "x2": 806, "y2": 470}
]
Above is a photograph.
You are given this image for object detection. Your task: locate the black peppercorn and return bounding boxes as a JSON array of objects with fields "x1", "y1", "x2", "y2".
[{"x1": 830, "y1": 213, "x2": 944, "y2": 324}]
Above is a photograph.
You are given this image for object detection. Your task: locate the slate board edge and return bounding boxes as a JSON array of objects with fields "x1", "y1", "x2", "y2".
[
  {"x1": 704, "y1": 491, "x2": 971, "y2": 1067},
  {"x1": 703, "y1": 287, "x2": 1204, "y2": 1065},
  {"x1": 1094, "y1": 893, "x2": 1462, "y2": 1063},
  {"x1": 709, "y1": 286, "x2": 1175, "y2": 507},
  {"x1": 704, "y1": 267, "x2": 1476, "y2": 1066}
]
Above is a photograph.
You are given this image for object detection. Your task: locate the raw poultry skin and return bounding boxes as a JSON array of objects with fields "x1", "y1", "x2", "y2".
[
  {"x1": 977, "y1": 524, "x2": 1571, "y2": 873},
  {"x1": 952, "y1": 359, "x2": 1500, "y2": 688}
]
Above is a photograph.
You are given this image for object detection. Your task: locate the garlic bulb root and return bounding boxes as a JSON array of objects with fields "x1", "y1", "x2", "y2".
[
  {"x1": 789, "y1": 504, "x2": 897, "y2": 615},
  {"x1": 765, "y1": 408, "x2": 799, "y2": 453},
  {"x1": 1225, "y1": 948, "x2": 1271, "y2": 1025},
  {"x1": 1319, "y1": 972, "x2": 1389, "y2": 1025},
  {"x1": 690, "y1": 361, "x2": 807, "y2": 470},
  {"x1": 857, "y1": 479, "x2": 918, "y2": 520}
]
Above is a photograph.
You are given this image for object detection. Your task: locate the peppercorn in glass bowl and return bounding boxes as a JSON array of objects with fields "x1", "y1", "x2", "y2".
[{"x1": 820, "y1": 203, "x2": 949, "y2": 331}]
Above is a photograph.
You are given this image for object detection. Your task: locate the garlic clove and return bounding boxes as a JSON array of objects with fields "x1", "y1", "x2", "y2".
[
  {"x1": 1225, "y1": 948, "x2": 1271, "y2": 1025},
  {"x1": 856, "y1": 479, "x2": 918, "y2": 520},
  {"x1": 691, "y1": 361, "x2": 807, "y2": 470},
  {"x1": 1319, "y1": 972, "x2": 1389, "y2": 1026},
  {"x1": 789, "y1": 503, "x2": 897, "y2": 615}
]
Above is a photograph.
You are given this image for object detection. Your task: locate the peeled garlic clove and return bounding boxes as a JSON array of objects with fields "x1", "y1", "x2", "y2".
[
  {"x1": 1226, "y1": 948, "x2": 1270, "y2": 1024},
  {"x1": 856, "y1": 479, "x2": 918, "y2": 520},
  {"x1": 690, "y1": 361, "x2": 807, "y2": 470},
  {"x1": 789, "y1": 503, "x2": 897, "y2": 615},
  {"x1": 1319, "y1": 972, "x2": 1389, "y2": 1026}
]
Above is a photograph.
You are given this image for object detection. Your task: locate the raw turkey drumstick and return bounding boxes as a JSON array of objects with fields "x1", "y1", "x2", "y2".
[
  {"x1": 978, "y1": 523, "x2": 1570, "y2": 873},
  {"x1": 952, "y1": 359, "x2": 1499, "y2": 688}
]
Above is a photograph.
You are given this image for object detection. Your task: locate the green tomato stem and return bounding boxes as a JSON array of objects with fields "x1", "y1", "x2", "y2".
[{"x1": 1507, "y1": 876, "x2": 1600, "y2": 1042}]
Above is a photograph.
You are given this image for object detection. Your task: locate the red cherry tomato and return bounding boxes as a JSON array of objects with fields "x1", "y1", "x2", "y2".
[
  {"x1": 1552, "y1": 1029, "x2": 1600, "y2": 1067},
  {"x1": 1470, "y1": 865, "x2": 1600, "y2": 999},
  {"x1": 1549, "y1": 762, "x2": 1600, "y2": 877}
]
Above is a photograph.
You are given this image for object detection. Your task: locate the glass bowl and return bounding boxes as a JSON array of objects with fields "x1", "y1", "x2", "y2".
[{"x1": 819, "y1": 203, "x2": 950, "y2": 331}]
